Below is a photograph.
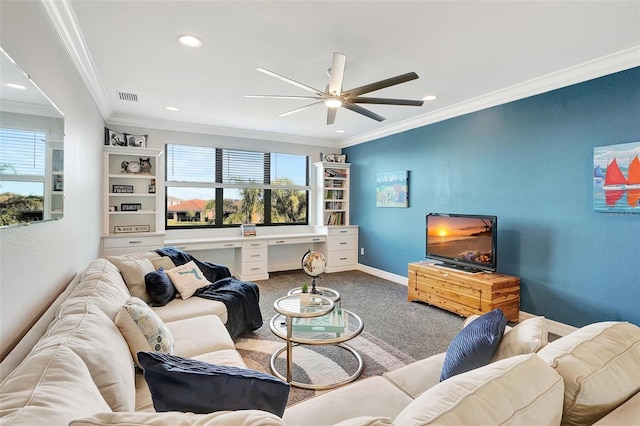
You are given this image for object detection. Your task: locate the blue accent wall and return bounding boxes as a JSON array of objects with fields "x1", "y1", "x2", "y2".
[{"x1": 344, "y1": 67, "x2": 640, "y2": 327}]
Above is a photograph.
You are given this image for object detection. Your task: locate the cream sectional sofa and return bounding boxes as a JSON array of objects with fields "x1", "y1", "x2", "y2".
[{"x1": 1, "y1": 255, "x2": 639, "y2": 425}]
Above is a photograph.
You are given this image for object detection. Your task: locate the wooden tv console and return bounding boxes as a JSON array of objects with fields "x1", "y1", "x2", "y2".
[{"x1": 408, "y1": 262, "x2": 520, "y2": 322}]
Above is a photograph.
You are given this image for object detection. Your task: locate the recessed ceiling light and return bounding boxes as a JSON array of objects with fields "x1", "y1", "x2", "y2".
[
  {"x1": 336, "y1": 129, "x2": 345, "y2": 133},
  {"x1": 423, "y1": 95, "x2": 438, "y2": 101},
  {"x1": 165, "y1": 106, "x2": 180, "y2": 111},
  {"x1": 6, "y1": 83, "x2": 27, "y2": 90},
  {"x1": 178, "y1": 34, "x2": 203, "y2": 48}
]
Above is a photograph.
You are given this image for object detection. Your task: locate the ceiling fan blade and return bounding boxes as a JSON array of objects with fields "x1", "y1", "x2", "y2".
[
  {"x1": 277, "y1": 101, "x2": 323, "y2": 117},
  {"x1": 245, "y1": 95, "x2": 321, "y2": 100},
  {"x1": 257, "y1": 68, "x2": 324, "y2": 96},
  {"x1": 343, "y1": 103, "x2": 386, "y2": 122},
  {"x1": 328, "y1": 52, "x2": 346, "y2": 96},
  {"x1": 351, "y1": 97, "x2": 424, "y2": 106},
  {"x1": 327, "y1": 107, "x2": 337, "y2": 125},
  {"x1": 344, "y1": 72, "x2": 419, "y2": 97}
]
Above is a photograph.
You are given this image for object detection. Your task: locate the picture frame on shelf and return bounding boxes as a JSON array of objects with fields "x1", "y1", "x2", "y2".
[
  {"x1": 112, "y1": 184, "x2": 134, "y2": 193},
  {"x1": 120, "y1": 203, "x2": 142, "y2": 212},
  {"x1": 53, "y1": 175, "x2": 63, "y2": 192},
  {"x1": 126, "y1": 133, "x2": 148, "y2": 148},
  {"x1": 105, "y1": 128, "x2": 126, "y2": 146}
]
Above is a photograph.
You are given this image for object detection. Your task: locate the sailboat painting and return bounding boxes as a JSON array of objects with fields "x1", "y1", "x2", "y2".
[{"x1": 593, "y1": 141, "x2": 640, "y2": 212}]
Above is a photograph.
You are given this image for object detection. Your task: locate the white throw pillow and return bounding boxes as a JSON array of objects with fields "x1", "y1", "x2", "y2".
[
  {"x1": 492, "y1": 316, "x2": 548, "y2": 361},
  {"x1": 166, "y1": 261, "x2": 210, "y2": 299},
  {"x1": 115, "y1": 297, "x2": 174, "y2": 365},
  {"x1": 106, "y1": 255, "x2": 155, "y2": 302}
]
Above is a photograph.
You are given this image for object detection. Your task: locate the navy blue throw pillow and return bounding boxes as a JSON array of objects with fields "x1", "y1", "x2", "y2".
[
  {"x1": 440, "y1": 308, "x2": 507, "y2": 381},
  {"x1": 144, "y1": 267, "x2": 177, "y2": 306},
  {"x1": 137, "y1": 351, "x2": 290, "y2": 417}
]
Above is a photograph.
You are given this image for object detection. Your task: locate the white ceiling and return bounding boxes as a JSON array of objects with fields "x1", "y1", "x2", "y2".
[{"x1": 56, "y1": 1, "x2": 639, "y2": 146}]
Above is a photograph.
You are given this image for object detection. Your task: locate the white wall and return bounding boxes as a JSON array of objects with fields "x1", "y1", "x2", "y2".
[{"x1": 0, "y1": 1, "x2": 105, "y2": 360}]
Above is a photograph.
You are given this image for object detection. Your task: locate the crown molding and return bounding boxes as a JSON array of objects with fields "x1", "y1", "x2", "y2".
[
  {"x1": 341, "y1": 46, "x2": 640, "y2": 148},
  {"x1": 107, "y1": 114, "x2": 336, "y2": 148},
  {"x1": 40, "y1": 0, "x2": 112, "y2": 120}
]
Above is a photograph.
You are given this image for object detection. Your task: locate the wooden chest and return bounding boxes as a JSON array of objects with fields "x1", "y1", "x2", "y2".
[{"x1": 408, "y1": 262, "x2": 520, "y2": 322}]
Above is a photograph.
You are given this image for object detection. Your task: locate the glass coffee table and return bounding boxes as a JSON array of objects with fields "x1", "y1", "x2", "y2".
[{"x1": 269, "y1": 294, "x2": 364, "y2": 390}]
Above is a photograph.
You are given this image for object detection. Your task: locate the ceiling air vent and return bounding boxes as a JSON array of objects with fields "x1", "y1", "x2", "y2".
[{"x1": 117, "y1": 91, "x2": 138, "y2": 102}]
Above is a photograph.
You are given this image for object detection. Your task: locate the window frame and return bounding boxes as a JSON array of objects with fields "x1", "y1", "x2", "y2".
[{"x1": 164, "y1": 143, "x2": 310, "y2": 229}]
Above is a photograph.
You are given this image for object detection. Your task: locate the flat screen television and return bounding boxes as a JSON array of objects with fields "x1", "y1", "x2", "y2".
[{"x1": 426, "y1": 213, "x2": 497, "y2": 273}]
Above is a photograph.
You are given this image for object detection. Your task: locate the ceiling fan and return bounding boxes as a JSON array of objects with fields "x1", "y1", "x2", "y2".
[{"x1": 247, "y1": 52, "x2": 424, "y2": 125}]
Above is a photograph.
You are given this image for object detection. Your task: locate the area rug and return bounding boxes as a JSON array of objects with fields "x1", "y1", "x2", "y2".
[{"x1": 235, "y1": 325, "x2": 416, "y2": 406}]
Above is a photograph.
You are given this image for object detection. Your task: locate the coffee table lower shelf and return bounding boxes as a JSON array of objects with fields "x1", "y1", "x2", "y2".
[{"x1": 269, "y1": 342, "x2": 363, "y2": 391}]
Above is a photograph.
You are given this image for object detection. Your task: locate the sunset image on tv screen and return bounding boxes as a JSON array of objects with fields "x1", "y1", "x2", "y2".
[{"x1": 427, "y1": 216, "x2": 493, "y2": 265}]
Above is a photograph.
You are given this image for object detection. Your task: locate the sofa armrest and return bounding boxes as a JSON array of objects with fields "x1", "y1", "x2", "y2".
[
  {"x1": 70, "y1": 410, "x2": 285, "y2": 426},
  {"x1": 382, "y1": 352, "x2": 446, "y2": 398},
  {"x1": 592, "y1": 391, "x2": 640, "y2": 426}
]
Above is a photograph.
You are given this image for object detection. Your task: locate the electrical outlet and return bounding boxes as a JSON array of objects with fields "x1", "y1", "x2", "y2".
[{"x1": 360, "y1": 247, "x2": 365, "y2": 255}]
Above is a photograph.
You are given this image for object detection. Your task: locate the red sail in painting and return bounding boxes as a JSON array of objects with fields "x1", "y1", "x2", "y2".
[
  {"x1": 603, "y1": 158, "x2": 628, "y2": 188},
  {"x1": 627, "y1": 155, "x2": 640, "y2": 186}
]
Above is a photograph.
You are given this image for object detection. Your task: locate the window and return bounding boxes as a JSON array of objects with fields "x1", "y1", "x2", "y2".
[
  {"x1": 0, "y1": 128, "x2": 47, "y2": 225},
  {"x1": 165, "y1": 144, "x2": 309, "y2": 228}
]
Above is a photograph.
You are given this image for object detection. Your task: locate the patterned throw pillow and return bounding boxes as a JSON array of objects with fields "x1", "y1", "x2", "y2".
[
  {"x1": 165, "y1": 261, "x2": 210, "y2": 299},
  {"x1": 115, "y1": 297, "x2": 174, "y2": 365},
  {"x1": 440, "y1": 308, "x2": 507, "y2": 381}
]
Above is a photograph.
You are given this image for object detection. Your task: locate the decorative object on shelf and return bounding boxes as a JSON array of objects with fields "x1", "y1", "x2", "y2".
[
  {"x1": 114, "y1": 224, "x2": 150, "y2": 234},
  {"x1": 376, "y1": 170, "x2": 409, "y2": 208},
  {"x1": 334, "y1": 154, "x2": 346, "y2": 163},
  {"x1": 301, "y1": 250, "x2": 326, "y2": 294},
  {"x1": 322, "y1": 153, "x2": 337, "y2": 162},
  {"x1": 120, "y1": 157, "x2": 152, "y2": 174},
  {"x1": 149, "y1": 178, "x2": 156, "y2": 194},
  {"x1": 53, "y1": 175, "x2": 63, "y2": 192},
  {"x1": 109, "y1": 206, "x2": 117, "y2": 212},
  {"x1": 105, "y1": 128, "x2": 126, "y2": 146},
  {"x1": 112, "y1": 184, "x2": 134, "y2": 193},
  {"x1": 120, "y1": 203, "x2": 142, "y2": 212},
  {"x1": 241, "y1": 223, "x2": 257, "y2": 237},
  {"x1": 593, "y1": 141, "x2": 640, "y2": 213},
  {"x1": 125, "y1": 133, "x2": 148, "y2": 148},
  {"x1": 299, "y1": 282, "x2": 310, "y2": 305}
]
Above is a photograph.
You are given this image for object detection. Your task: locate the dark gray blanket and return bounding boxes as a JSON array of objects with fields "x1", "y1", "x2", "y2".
[{"x1": 154, "y1": 247, "x2": 263, "y2": 337}]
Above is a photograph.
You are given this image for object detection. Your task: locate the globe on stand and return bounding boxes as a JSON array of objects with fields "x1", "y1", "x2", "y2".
[{"x1": 301, "y1": 250, "x2": 326, "y2": 294}]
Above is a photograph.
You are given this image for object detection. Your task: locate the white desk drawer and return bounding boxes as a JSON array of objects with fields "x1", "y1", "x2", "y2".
[
  {"x1": 242, "y1": 240, "x2": 267, "y2": 249},
  {"x1": 328, "y1": 250, "x2": 358, "y2": 266},
  {"x1": 328, "y1": 234, "x2": 358, "y2": 251},
  {"x1": 242, "y1": 247, "x2": 268, "y2": 263},
  {"x1": 327, "y1": 227, "x2": 358, "y2": 236},
  {"x1": 240, "y1": 261, "x2": 268, "y2": 275},
  {"x1": 269, "y1": 236, "x2": 326, "y2": 245},
  {"x1": 103, "y1": 235, "x2": 164, "y2": 249},
  {"x1": 169, "y1": 241, "x2": 240, "y2": 251}
]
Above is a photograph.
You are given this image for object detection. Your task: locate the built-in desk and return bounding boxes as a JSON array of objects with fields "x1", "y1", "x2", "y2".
[{"x1": 164, "y1": 233, "x2": 328, "y2": 281}]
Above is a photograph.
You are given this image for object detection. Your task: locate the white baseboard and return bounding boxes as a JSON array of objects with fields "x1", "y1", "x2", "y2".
[{"x1": 355, "y1": 263, "x2": 577, "y2": 337}]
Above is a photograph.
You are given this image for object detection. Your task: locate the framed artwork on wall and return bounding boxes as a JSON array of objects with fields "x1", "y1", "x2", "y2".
[
  {"x1": 593, "y1": 141, "x2": 640, "y2": 213},
  {"x1": 376, "y1": 170, "x2": 409, "y2": 208}
]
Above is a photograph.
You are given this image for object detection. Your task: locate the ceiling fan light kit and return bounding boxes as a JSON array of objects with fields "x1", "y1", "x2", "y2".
[{"x1": 248, "y1": 52, "x2": 424, "y2": 125}]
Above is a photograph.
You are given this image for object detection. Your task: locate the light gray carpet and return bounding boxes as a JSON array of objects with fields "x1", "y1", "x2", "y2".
[{"x1": 235, "y1": 269, "x2": 464, "y2": 405}]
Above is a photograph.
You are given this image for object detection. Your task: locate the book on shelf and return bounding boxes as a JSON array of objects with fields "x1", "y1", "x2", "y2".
[
  {"x1": 292, "y1": 307, "x2": 346, "y2": 333},
  {"x1": 240, "y1": 224, "x2": 257, "y2": 237},
  {"x1": 324, "y1": 168, "x2": 348, "y2": 178},
  {"x1": 326, "y1": 212, "x2": 344, "y2": 225}
]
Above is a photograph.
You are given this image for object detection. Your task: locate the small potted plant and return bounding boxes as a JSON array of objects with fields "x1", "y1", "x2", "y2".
[{"x1": 300, "y1": 282, "x2": 311, "y2": 305}]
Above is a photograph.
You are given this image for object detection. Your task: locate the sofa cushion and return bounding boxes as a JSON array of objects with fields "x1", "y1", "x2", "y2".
[
  {"x1": 332, "y1": 417, "x2": 394, "y2": 426},
  {"x1": 440, "y1": 308, "x2": 506, "y2": 381},
  {"x1": 394, "y1": 354, "x2": 565, "y2": 426},
  {"x1": 62, "y1": 258, "x2": 131, "y2": 319},
  {"x1": 115, "y1": 297, "x2": 174, "y2": 364},
  {"x1": 0, "y1": 345, "x2": 112, "y2": 425},
  {"x1": 282, "y1": 376, "x2": 413, "y2": 426},
  {"x1": 32, "y1": 305, "x2": 135, "y2": 412},
  {"x1": 69, "y1": 410, "x2": 286, "y2": 426},
  {"x1": 167, "y1": 314, "x2": 236, "y2": 358},
  {"x1": 152, "y1": 296, "x2": 228, "y2": 324},
  {"x1": 492, "y1": 315, "x2": 548, "y2": 361},
  {"x1": 145, "y1": 267, "x2": 177, "y2": 306},
  {"x1": 106, "y1": 255, "x2": 156, "y2": 302},
  {"x1": 383, "y1": 352, "x2": 446, "y2": 399},
  {"x1": 137, "y1": 351, "x2": 290, "y2": 417},
  {"x1": 537, "y1": 321, "x2": 640, "y2": 426},
  {"x1": 166, "y1": 261, "x2": 210, "y2": 299}
]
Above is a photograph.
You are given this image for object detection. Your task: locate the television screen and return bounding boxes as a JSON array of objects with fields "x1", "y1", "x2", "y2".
[{"x1": 426, "y1": 213, "x2": 497, "y2": 273}]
